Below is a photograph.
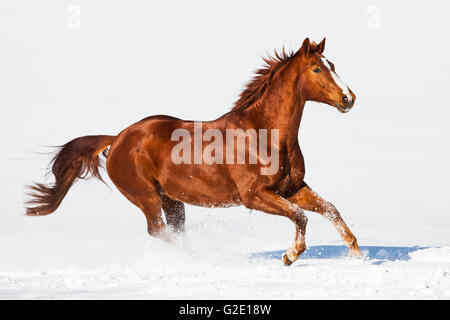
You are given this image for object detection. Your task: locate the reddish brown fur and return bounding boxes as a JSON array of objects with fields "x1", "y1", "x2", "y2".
[
  {"x1": 232, "y1": 47, "x2": 295, "y2": 112},
  {"x1": 26, "y1": 135, "x2": 114, "y2": 215},
  {"x1": 26, "y1": 38, "x2": 361, "y2": 265}
]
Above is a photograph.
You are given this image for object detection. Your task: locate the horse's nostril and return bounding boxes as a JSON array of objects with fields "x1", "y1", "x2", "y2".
[{"x1": 342, "y1": 95, "x2": 349, "y2": 104}]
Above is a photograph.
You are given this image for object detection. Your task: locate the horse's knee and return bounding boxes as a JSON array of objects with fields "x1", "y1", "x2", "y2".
[
  {"x1": 323, "y1": 204, "x2": 341, "y2": 222},
  {"x1": 295, "y1": 209, "x2": 308, "y2": 225}
]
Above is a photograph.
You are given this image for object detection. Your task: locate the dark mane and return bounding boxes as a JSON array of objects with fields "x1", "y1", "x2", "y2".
[{"x1": 232, "y1": 47, "x2": 297, "y2": 112}]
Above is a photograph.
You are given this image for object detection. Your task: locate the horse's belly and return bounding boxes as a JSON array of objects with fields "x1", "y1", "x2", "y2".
[
  {"x1": 158, "y1": 165, "x2": 241, "y2": 208},
  {"x1": 162, "y1": 183, "x2": 241, "y2": 208}
]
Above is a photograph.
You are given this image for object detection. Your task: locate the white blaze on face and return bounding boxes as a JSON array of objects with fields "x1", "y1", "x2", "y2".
[{"x1": 321, "y1": 57, "x2": 351, "y2": 98}]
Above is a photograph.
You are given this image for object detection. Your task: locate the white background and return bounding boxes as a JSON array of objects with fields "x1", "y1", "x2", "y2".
[{"x1": 1, "y1": 0, "x2": 449, "y2": 299}]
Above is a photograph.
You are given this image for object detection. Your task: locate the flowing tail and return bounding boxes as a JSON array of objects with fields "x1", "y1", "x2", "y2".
[{"x1": 25, "y1": 135, "x2": 115, "y2": 216}]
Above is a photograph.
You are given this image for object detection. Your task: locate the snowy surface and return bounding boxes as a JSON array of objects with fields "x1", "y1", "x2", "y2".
[{"x1": 1, "y1": 0, "x2": 450, "y2": 299}]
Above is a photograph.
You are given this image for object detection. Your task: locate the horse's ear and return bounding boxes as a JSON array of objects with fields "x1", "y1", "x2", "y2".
[
  {"x1": 300, "y1": 38, "x2": 311, "y2": 56},
  {"x1": 317, "y1": 37, "x2": 326, "y2": 54}
]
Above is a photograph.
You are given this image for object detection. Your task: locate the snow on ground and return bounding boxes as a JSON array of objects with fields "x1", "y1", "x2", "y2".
[
  {"x1": 1, "y1": 210, "x2": 449, "y2": 299},
  {"x1": 0, "y1": 176, "x2": 449, "y2": 299},
  {"x1": 2, "y1": 246, "x2": 450, "y2": 299},
  {"x1": 1, "y1": 1, "x2": 450, "y2": 299}
]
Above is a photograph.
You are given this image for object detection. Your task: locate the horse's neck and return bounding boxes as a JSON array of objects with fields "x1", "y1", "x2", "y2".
[{"x1": 246, "y1": 65, "x2": 305, "y2": 145}]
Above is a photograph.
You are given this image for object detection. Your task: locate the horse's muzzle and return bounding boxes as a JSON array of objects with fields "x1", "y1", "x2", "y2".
[
  {"x1": 335, "y1": 103, "x2": 353, "y2": 113},
  {"x1": 335, "y1": 94, "x2": 355, "y2": 113}
]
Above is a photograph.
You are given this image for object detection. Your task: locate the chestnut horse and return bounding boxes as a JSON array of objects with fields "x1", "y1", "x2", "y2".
[{"x1": 26, "y1": 38, "x2": 362, "y2": 265}]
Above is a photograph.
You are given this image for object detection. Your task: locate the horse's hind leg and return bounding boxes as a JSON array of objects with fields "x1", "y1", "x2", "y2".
[
  {"x1": 161, "y1": 194, "x2": 185, "y2": 232},
  {"x1": 119, "y1": 185, "x2": 173, "y2": 242},
  {"x1": 108, "y1": 167, "x2": 172, "y2": 242}
]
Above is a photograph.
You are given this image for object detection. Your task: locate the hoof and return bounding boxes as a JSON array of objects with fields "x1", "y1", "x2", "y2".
[
  {"x1": 348, "y1": 248, "x2": 363, "y2": 258},
  {"x1": 282, "y1": 252, "x2": 294, "y2": 266}
]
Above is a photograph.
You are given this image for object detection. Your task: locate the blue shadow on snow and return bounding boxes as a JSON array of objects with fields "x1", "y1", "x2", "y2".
[{"x1": 249, "y1": 245, "x2": 429, "y2": 264}]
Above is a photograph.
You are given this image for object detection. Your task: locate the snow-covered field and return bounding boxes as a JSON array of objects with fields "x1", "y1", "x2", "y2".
[{"x1": 1, "y1": 1, "x2": 450, "y2": 299}]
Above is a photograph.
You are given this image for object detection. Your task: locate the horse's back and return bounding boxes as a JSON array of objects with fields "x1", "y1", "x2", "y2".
[{"x1": 106, "y1": 114, "x2": 241, "y2": 207}]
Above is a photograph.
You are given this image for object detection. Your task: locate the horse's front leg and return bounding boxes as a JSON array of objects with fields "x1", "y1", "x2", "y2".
[
  {"x1": 241, "y1": 188, "x2": 308, "y2": 266},
  {"x1": 288, "y1": 182, "x2": 362, "y2": 257}
]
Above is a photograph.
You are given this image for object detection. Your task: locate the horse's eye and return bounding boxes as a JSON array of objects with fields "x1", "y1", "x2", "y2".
[{"x1": 313, "y1": 68, "x2": 321, "y2": 73}]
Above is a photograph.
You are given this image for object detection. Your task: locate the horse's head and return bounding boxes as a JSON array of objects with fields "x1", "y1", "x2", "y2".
[{"x1": 297, "y1": 38, "x2": 356, "y2": 113}]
